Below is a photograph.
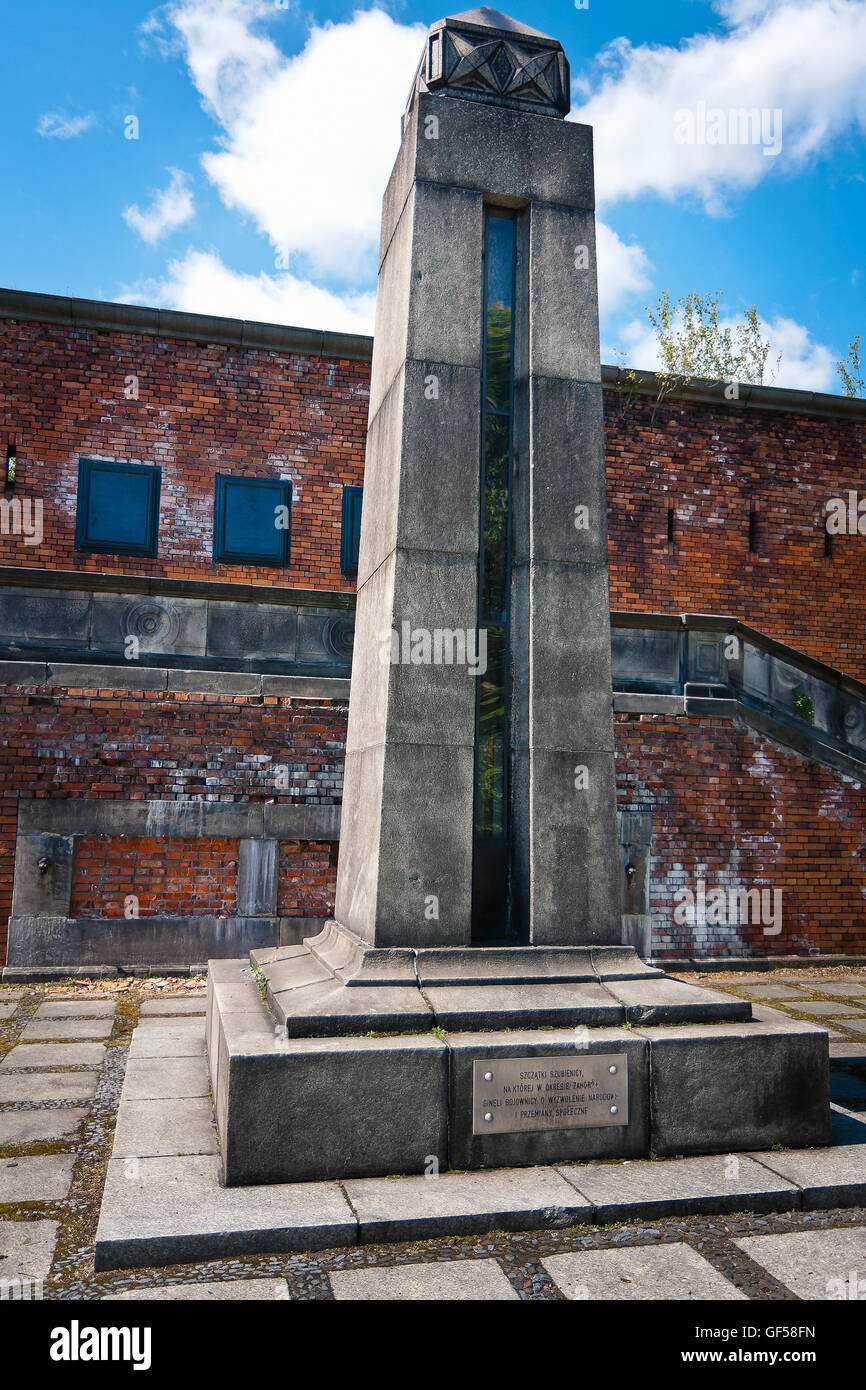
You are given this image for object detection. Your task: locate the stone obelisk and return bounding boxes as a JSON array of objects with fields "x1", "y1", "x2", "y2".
[{"x1": 335, "y1": 6, "x2": 620, "y2": 952}]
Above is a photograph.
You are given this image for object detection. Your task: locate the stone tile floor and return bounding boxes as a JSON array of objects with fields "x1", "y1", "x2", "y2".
[{"x1": 1, "y1": 968, "x2": 865, "y2": 1301}]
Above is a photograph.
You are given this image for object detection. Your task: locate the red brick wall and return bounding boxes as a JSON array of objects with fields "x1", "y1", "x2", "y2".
[
  {"x1": 3, "y1": 314, "x2": 865, "y2": 676},
  {"x1": 0, "y1": 682, "x2": 348, "y2": 961},
  {"x1": 70, "y1": 836, "x2": 238, "y2": 918},
  {"x1": 605, "y1": 392, "x2": 866, "y2": 680},
  {"x1": 616, "y1": 712, "x2": 866, "y2": 958},
  {"x1": 0, "y1": 317, "x2": 367, "y2": 590},
  {"x1": 277, "y1": 841, "x2": 337, "y2": 918}
]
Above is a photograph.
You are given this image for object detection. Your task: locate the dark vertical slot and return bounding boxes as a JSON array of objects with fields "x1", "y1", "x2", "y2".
[
  {"x1": 667, "y1": 506, "x2": 675, "y2": 544},
  {"x1": 472, "y1": 208, "x2": 516, "y2": 944},
  {"x1": 748, "y1": 507, "x2": 758, "y2": 553}
]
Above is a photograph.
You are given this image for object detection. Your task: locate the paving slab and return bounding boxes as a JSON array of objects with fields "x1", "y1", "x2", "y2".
[
  {"x1": 112, "y1": 1098, "x2": 217, "y2": 1159},
  {"x1": 19, "y1": 1018, "x2": 114, "y2": 1041},
  {"x1": 329, "y1": 1258, "x2": 518, "y2": 1301},
  {"x1": 343, "y1": 1166, "x2": 592, "y2": 1243},
  {"x1": 0, "y1": 1003, "x2": 17, "y2": 1021},
  {"x1": 103, "y1": 1278, "x2": 290, "y2": 1300},
  {"x1": 0, "y1": 1219, "x2": 58, "y2": 1281},
  {"x1": 735, "y1": 1228, "x2": 866, "y2": 1300},
  {"x1": 127, "y1": 1022, "x2": 206, "y2": 1060},
  {"x1": 139, "y1": 999, "x2": 207, "y2": 1016},
  {"x1": 0, "y1": 1071, "x2": 98, "y2": 1104},
  {"x1": 752, "y1": 1145, "x2": 866, "y2": 1208},
  {"x1": 556, "y1": 1154, "x2": 799, "y2": 1222},
  {"x1": 739, "y1": 983, "x2": 811, "y2": 1000},
  {"x1": 33, "y1": 1001, "x2": 116, "y2": 1019},
  {"x1": 0, "y1": 1042, "x2": 105, "y2": 1070},
  {"x1": 121, "y1": 1057, "x2": 209, "y2": 1101},
  {"x1": 807, "y1": 982, "x2": 866, "y2": 1000},
  {"x1": 787, "y1": 1001, "x2": 866, "y2": 1017},
  {"x1": 0, "y1": 1107, "x2": 87, "y2": 1146},
  {"x1": 0, "y1": 1155, "x2": 74, "y2": 1202},
  {"x1": 542, "y1": 1243, "x2": 747, "y2": 1301},
  {"x1": 94, "y1": 1155, "x2": 356, "y2": 1270}
]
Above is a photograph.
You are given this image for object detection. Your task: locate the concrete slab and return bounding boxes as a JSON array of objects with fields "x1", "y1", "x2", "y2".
[
  {"x1": 752, "y1": 1145, "x2": 866, "y2": 1208},
  {"x1": 789, "y1": 1001, "x2": 865, "y2": 1017},
  {"x1": 556, "y1": 1154, "x2": 799, "y2": 1222},
  {"x1": 422, "y1": 981, "x2": 622, "y2": 1031},
  {"x1": 739, "y1": 983, "x2": 810, "y2": 1000},
  {"x1": 0, "y1": 1003, "x2": 16, "y2": 1021},
  {"x1": 607, "y1": 977, "x2": 750, "y2": 1025},
  {"x1": 830, "y1": 1042, "x2": 866, "y2": 1059},
  {"x1": 121, "y1": 1057, "x2": 210, "y2": 1101},
  {"x1": 542, "y1": 1244, "x2": 746, "y2": 1301},
  {"x1": 329, "y1": 1258, "x2": 518, "y2": 1301},
  {"x1": 103, "y1": 1278, "x2": 290, "y2": 1300},
  {"x1": 0, "y1": 1219, "x2": 58, "y2": 1281},
  {"x1": 33, "y1": 1000, "x2": 116, "y2": 1019},
  {"x1": 128, "y1": 1023, "x2": 206, "y2": 1060},
  {"x1": 0, "y1": 1042, "x2": 105, "y2": 1070},
  {"x1": 0, "y1": 1155, "x2": 74, "y2": 1202},
  {"x1": 0, "y1": 1108, "x2": 87, "y2": 1146},
  {"x1": 94, "y1": 1155, "x2": 356, "y2": 1270},
  {"x1": 0, "y1": 1071, "x2": 98, "y2": 1103},
  {"x1": 112, "y1": 1099, "x2": 217, "y2": 1159},
  {"x1": 343, "y1": 1166, "x2": 592, "y2": 1243},
  {"x1": 734, "y1": 1228, "x2": 866, "y2": 1300},
  {"x1": 807, "y1": 982, "x2": 866, "y2": 999},
  {"x1": 139, "y1": 999, "x2": 207, "y2": 1016},
  {"x1": 19, "y1": 1018, "x2": 113, "y2": 1041}
]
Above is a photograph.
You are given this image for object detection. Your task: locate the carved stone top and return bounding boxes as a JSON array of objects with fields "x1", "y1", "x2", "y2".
[{"x1": 405, "y1": 7, "x2": 570, "y2": 122}]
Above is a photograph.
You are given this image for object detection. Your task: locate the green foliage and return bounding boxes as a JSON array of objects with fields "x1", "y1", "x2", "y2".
[
  {"x1": 837, "y1": 336, "x2": 864, "y2": 398},
  {"x1": 792, "y1": 688, "x2": 814, "y2": 721},
  {"x1": 647, "y1": 290, "x2": 776, "y2": 388}
]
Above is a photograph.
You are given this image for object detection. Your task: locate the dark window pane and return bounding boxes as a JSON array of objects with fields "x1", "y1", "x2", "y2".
[
  {"x1": 475, "y1": 625, "x2": 507, "y2": 838},
  {"x1": 214, "y1": 476, "x2": 291, "y2": 565},
  {"x1": 341, "y1": 486, "x2": 363, "y2": 575},
  {"x1": 76, "y1": 459, "x2": 160, "y2": 556}
]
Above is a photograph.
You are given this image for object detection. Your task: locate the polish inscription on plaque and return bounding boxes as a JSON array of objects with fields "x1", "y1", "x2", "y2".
[{"x1": 472, "y1": 1053, "x2": 628, "y2": 1135}]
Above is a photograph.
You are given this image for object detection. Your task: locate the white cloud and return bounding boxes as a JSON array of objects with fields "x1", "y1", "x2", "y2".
[
  {"x1": 596, "y1": 221, "x2": 652, "y2": 315},
  {"x1": 156, "y1": 1, "x2": 424, "y2": 281},
  {"x1": 574, "y1": 0, "x2": 866, "y2": 210},
  {"x1": 616, "y1": 308, "x2": 836, "y2": 391},
  {"x1": 121, "y1": 247, "x2": 376, "y2": 334},
  {"x1": 37, "y1": 112, "x2": 95, "y2": 140},
  {"x1": 123, "y1": 168, "x2": 195, "y2": 245}
]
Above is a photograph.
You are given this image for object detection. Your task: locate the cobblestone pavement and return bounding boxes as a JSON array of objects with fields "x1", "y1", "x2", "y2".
[{"x1": 1, "y1": 968, "x2": 864, "y2": 1301}]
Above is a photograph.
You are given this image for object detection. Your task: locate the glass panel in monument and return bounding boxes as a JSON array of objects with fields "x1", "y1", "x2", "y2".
[{"x1": 472, "y1": 209, "x2": 517, "y2": 943}]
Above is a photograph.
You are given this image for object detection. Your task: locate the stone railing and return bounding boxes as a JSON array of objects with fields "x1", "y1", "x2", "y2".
[{"x1": 611, "y1": 611, "x2": 866, "y2": 770}]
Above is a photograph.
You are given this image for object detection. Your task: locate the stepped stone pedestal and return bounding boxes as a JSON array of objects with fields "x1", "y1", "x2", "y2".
[{"x1": 207, "y1": 8, "x2": 830, "y2": 1187}]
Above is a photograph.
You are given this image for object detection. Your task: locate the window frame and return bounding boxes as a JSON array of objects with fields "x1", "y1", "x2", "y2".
[
  {"x1": 212, "y1": 473, "x2": 292, "y2": 567},
  {"x1": 340, "y1": 485, "x2": 363, "y2": 576},
  {"x1": 75, "y1": 458, "x2": 161, "y2": 557}
]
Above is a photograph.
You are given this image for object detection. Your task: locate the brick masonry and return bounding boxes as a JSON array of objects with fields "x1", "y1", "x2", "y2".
[
  {"x1": 0, "y1": 318, "x2": 366, "y2": 590},
  {"x1": 0, "y1": 685, "x2": 347, "y2": 961},
  {"x1": 1, "y1": 312, "x2": 865, "y2": 964},
  {"x1": 69, "y1": 836, "x2": 240, "y2": 919},
  {"x1": 0, "y1": 680, "x2": 863, "y2": 962},
  {"x1": 615, "y1": 712, "x2": 866, "y2": 959},
  {"x1": 605, "y1": 391, "x2": 866, "y2": 680}
]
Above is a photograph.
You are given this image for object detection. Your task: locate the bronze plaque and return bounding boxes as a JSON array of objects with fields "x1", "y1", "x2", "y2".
[{"x1": 472, "y1": 1053, "x2": 628, "y2": 1135}]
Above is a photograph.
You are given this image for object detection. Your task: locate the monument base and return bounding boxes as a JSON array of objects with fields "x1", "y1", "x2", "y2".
[{"x1": 207, "y1": 928, "x2": 831, "y2": 1187}]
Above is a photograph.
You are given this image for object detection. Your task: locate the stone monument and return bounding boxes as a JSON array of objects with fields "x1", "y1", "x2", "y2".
[{"x1": 208, "y1": 8, "x2": 829, "y2": 1185}]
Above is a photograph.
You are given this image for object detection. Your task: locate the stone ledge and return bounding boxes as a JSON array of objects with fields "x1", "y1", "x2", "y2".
[{"x1": 94, "y1": 1009, "x2": 864, "y2": 1270}]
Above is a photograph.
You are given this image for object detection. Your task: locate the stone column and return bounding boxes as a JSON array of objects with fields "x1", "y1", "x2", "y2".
[{"x1": 334, "y1": 8, "x2": 620, "y2": 950}]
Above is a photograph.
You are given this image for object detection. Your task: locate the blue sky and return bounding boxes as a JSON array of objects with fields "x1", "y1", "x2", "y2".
[{"x1": 2, "y1": 0, "x2": 865, "y2": 390}]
